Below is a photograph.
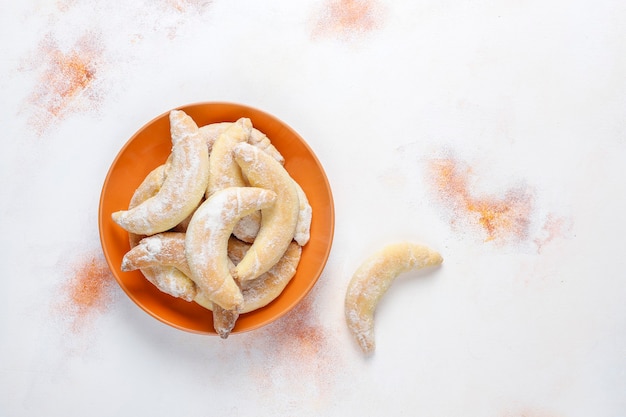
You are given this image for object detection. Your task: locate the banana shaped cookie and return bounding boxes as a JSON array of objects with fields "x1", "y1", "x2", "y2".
[
  {"x1": 206, "y1": 118, "x2": 252, "y2": 197},
  {"x1": 199, "y1": 122, "x2": 285, "y2": 164},
  {"x1": 292, "y1": 180, "x2": 312, "y2": 246},
  {"x1": 212, "y1": 304, "x2": 239, "y2": 339},
  {"x1": 122, "y1": 232, "x2": 302, "y2": 337},
  {"x1": 205, "y1": 118, "x2": 262, "y2": 243},
  {"x1": 122, "y1": 232, "x2": 192, "y2": 277},
  {"x1": 112, "y1": 110, "x2": 210, "y2": 235},
  {"x1": 121, "y1": 230, "x2": 236, "y2": 337},
  {"x1": 232, "y1": 142, "x2": 300, "y2": 283},
  {"x1": 211, "y1": 238, "x2": 302, "y2": 338},
  {"x1": 228, "y1": 237, "x2": 302, "y2": 311},
  {"x1": 124, "y1": 233, "x2": 302, "y2": 313},
  {"x1": 125, "y1": 163, "x2": 197, "y2": 302},
  {"x1": 185, "y1": 187, "x2": 277, "y2": 311},
  {"x1": 345, "y1": 242, "x2": 443, "y2": 355}
]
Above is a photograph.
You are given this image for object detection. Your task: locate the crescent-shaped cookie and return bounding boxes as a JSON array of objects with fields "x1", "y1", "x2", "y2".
[
  {"x1": 199, "y1": 122, "x2": 285, "y2": 164},
  {"x1": 121, "y1": 232, "x2": 192, "y2": 277},
  {"x1": 292, "y1": 179, "x2": 312, "y2": 246},
  {"x1": 344, "y1": 242, "x2": 443, "y2": 355},
  {"x1": 124, "y1": 163, "x2": 198, "y2": 302},
  {"x1": 212, "y1": 304, "x2": 239, "y2": 339},
  {"x1": 122, "y1": 231, "x2": 236, "y2": 338},
  {"x1": 206, "y1": 118, "x2": 252, "y2": 197},
  {"x1": 121, "y1": 232, "x2": 302, "y2": 337},
  {"x1": 210, "y1": 238, "x2": 302, "y2": 338},
  {"x1": 127, "y1": 164, "x2": 166, "y2": 248},
  {"x1": 205, "y1": 118, "x2": 261, "y2": 243},
  {"x1": 185, "y1": 186, "x2": 277, "y2": 311},
  {"x1": 146, "y1": 266, "x2": 197, "y2": 302},
  {"x1": 122, "y1": 231, "x2": 235, "y2": 336},
  {"x1": 122, "y1": 235, "x2": 198, "y2": 302},
  {"x1": 228, "y1": 237, "x2": 302, "y2": 312},
  {"x1": 124, "y1": 234, "x2": 302, "y2": 313},
  {"x1": 112, "y1": 110, "x2": 210, "y2": 235},
  {"x1": 231, "y1": 142, "x2": 300, "y2": 283}
]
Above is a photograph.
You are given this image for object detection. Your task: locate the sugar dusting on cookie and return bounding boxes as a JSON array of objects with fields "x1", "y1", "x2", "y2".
[
  {"x1": 311, "y1": 0, "x2": 386, "y2": 41},
  {"x1": 428, "y1": 155, "x2": 535, "y2": 244},
  {"x1": 22, "y1": 32, "x2": 104, "y2": 135},
  {"x1": 53, "y1": 250, "x2": 117, "y2": 334}
]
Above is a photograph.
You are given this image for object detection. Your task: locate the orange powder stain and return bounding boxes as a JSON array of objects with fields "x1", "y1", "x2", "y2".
[
  {"x1": 55, "y1": 251, "x2": 117, "y2": 333},
  {"x1": 46, "y1": 51, "x2": 95, "y2": 116},
  {"x1": 312, "y1": 0, "x2": 385, "y2": 41},
  {"x1": 165, "y1": 0, "x2": 211, "y2": 13},
  {"x1": 534, "y1": 213, "x2": 572, "y2": 253},
  {"x1": 56, "y1": 0, "x2": 77, "y2": 12},
  {"x1": 244, "y1": 290, "x2": 341, "y2": 400},
  {"x1": 276, "y1": 295, "x2": 327, "y2": 359},
  {"x1": 153, "y1": 0, "x2": 213, "y2": 40},
  {"x1": 23, "y1": 33, "x2": 103, "y2": 135},
  {"x1": 429, "y1": 156, "x2": 535, "y2": 244}
]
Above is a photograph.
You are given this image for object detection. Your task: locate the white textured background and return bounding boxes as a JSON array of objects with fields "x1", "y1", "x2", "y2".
[{"x1": 1, "y1": 0, "x2": 625, "y2": 416}]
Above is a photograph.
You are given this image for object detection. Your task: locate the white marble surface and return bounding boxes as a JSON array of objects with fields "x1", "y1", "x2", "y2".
[{"x1": 1, "y1": 0, "x2": 625, "y2": 416}]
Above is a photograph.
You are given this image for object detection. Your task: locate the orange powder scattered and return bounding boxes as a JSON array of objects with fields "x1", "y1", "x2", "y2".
[
  {"x1": 312, "y1": 0, "x2": 385, "y2": 41},
  {"x1": 244, "y1": 289, "x2": 341, "y2": 400},
  {"x1": 534, "y1": 213, "x2": 572, "y2": 253},
  {"x1": 55, "y1": 251, "x2": 117, "y2": 333},
  {"x1": 56, "y1": 0, "x2": 77, "y2": 12},
  {"x1": 428, "y1": 156, "x2": 535, "y2": 244},
  {"x1": 23, "y1": 32, "x2": 104, "y2": 135},
  {"x1": 275, "y1": 294, "x2": 327, "y2": 359},
  {"x1": 165, "y1": 0, "x2": 211, "y2": 13}
]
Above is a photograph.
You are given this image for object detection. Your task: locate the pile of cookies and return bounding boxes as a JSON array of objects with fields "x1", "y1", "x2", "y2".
[{"x1": 111, "y1": 110, "x2": 312, "y2": 338}]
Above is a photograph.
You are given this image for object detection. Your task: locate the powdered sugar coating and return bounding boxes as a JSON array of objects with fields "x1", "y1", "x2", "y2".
[
  {"x1": 228, "y1": 238, "x2": 302, "y2": 313},
  {"x1": 111, "y1": 110, "x2": 210, "y2": 235},
  {"x1": 121, "y1": 232, "x2": 192, "y2": 278},
  {"x1": 205, "y1": 118, "x2": 263, "y2": 243},
  {"x1": 232, "y1": 143, "x2": 300, "y2": 283},
  {"x1": 150, "y1": 266, "x2": 196, "y2": 302},
  {"x1": 199, "y1": 121, "x2": 285, "y2": 164},
  {"x1": 124, "y1": 166, "x2": 197, "y2": 302},
  {"x1": 185, "y1": 187, "x2": 277, "y2": 311},
  {"x1": 206, "y1": 118, "x2": 252, "y2": 197},
  {"x1": 293, "y1": 180, "x2": 312, "y2": 246},
  {"x1": 344, "y1": 242, "x2": 443, "y2": 355}
]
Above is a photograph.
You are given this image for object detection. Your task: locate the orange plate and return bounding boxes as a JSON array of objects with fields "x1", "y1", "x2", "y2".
[{"x1": 98, "y1": 102, "x2": 335, "y2": 335}]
